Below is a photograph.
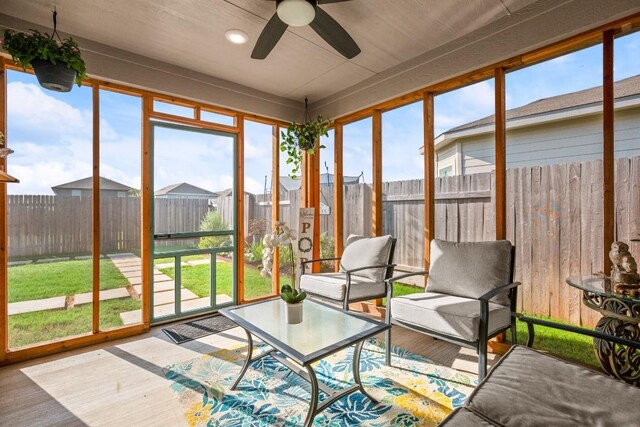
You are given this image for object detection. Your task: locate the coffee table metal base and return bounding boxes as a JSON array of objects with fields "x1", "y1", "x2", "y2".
[{"x1": 230, "y1": 329, "x2": 378, "y2": 427}]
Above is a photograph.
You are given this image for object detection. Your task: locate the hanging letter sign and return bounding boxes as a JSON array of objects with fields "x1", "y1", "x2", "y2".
[{"x1": 297, "y1": 208, "x2": 315, "y2": 288}]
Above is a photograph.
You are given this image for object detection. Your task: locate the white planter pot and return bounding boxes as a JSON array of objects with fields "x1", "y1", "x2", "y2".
[{"x1": 285, "y1": 301, "x2": 303, "y2": 324}]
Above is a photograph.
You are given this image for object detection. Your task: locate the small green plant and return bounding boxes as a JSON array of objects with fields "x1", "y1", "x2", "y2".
[
  {"x1": 246, "y1": 240, "x2": 264, "y2": 263},
  {"x1": 280, "y1": 284, "x2": 307, "y2": 304},
  {"x1": 2, "y1": 29, "x2": 87, "y2": 86},
  {"x1": 281, "y1": 114, "x2": 331, "y2": 179},
  {"x1": 198, "y1": 211, "x2": 231, "y2": 249}
]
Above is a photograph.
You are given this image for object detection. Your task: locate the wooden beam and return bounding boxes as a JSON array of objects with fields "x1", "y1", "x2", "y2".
[
  {"x1": 237, "y1": 116, "x2": 246, "y2": 303},
  {"x1": 148, "y1": 111, "x2": 239, "y2": 134},
  {"x1": 141, "y1": 96, "x2": 153, "y2": 327},
  {"x1": 0, "y1": 61, "x2": 7, "y2": 361},
  {"x1": 424, "y1": 92, "x2": 435, "y2": 275},
  {"x1": 272, "y1": 125, "x2": 280, "y2": 294},
  {"x1": 372, "y1": 110, "x2": 383, "y2": 237},
  {"x1": 603, "y1": 30, "x2": 615, "y2": 274},
  {"x1": 495, "y1": 67, "x2": 507, "y2": 240},
  {"x1": 334, "y1": 123, "x2": 344, "y2": 269},
  {"x1": 312, "y1": 143, "x2": 321, "y2": 272},
  {"x1": 1, "y1": 324, "x2": 147, "y2": 366},
  {"x1": 92, "y1": 85, "x2": 100, "y2": 334}
]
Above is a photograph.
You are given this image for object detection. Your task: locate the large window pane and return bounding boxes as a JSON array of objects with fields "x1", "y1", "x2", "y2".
[
  {"x1": 319, "y1": 130, "x2": 335, "y2": 272},
  {"x1": 99, "y1": 89, "x2": 143, "y2": 329},
  {"x1": 343, "y1": 117, "x2": 372, "y2": 245},
  {"x1": 434, "y1": 79, "x2": 496, "y2": 242},
  {"x1": 7, "y1": 71, "x2": 93, "y2": 348},
  {"x1": 279, "y1": 129, "x2": 298, "y2": 287},
  {"x1": 243, "y1": 120, "x2": 275, "y2": 299},
  {"x1": 614, "y1": 30, "x2": 640, "y2": 260},
  {"x1": 506, "y1": 44, "x2": 603, "y2": 333}
]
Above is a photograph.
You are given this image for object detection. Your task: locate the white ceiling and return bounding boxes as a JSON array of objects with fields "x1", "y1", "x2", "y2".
[{"x1": 0, "y1": 0, "x2": 537, "y2": 102}]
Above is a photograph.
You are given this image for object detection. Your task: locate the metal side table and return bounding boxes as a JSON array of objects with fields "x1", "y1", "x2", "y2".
[{"x1": 566, "y1": 276, "x2": 640, "y2": 385}]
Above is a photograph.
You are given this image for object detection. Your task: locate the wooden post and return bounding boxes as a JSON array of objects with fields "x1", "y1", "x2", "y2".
[
  {"x1": 603, "y1": 30, "x2": 615, "y2": 274},
  {"x1": 0, "y1": 62, "x2": 7, "y2": 360},
  {"x1": 495, "y1": 67, "x2": 507, "y2": 241},
  {"x1": 424, "y1": 93, "x2": 435, "y2": 275},
  {"x1": 237, "y1": 116, "x2": 246, "y2": 302},
  {"x1": 272, "y1": 125, "x2": 280, "y2": 294},
  {"x1": 92, "y1": 85, "x2": 100, "y2": 334},
  {"x1": 372, "y1": 111, "x2": 383, "y2": 237},
  {"x1": 312, "y1": 145, "x2": 321, "y2": 272},
  {"x1": 334, "y1": 124, "x2": 344, "y2": 270},
  {"x1": 141, "y1": 96, "x2": 152, "y2": 327}
]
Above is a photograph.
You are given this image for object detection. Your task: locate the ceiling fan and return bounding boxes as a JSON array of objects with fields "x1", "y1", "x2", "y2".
[{"x1": 253, "y1": 0, "x2": 361, "y2": 60}]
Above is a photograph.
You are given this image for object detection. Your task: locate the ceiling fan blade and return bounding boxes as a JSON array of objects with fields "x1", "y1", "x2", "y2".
[
  {"x1": 309, "y1": 7, "x2": 361, "y2": 59},
  {"x1": 252, "y1": 12, "x2": 288, "y2": 59}
]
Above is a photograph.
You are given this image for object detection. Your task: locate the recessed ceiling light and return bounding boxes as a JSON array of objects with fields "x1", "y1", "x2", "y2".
[{"x1": 225, "y1": 29, "x2": 249, "y2": 45}]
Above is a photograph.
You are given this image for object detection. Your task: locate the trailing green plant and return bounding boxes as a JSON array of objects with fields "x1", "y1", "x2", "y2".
[
  {"x1": 281, "y1": 113, "x2": 331, "y2": 179},
  {"x1": 2, "y1": 29, "x2": 87, "y2": 86},
  {"x1": 198, "y1": 211, "x2": 231, "y2": 249},
  {"x1": 280, "y1": 284, "x2": 307, "y2": 304}
]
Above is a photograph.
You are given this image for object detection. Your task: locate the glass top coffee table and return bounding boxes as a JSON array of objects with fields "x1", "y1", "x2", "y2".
[{"x1": 220, "y1": 298, "x2": 390, "y2": 427}]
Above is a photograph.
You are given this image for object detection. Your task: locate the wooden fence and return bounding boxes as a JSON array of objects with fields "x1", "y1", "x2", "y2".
[{"x1": 7, "y1": 156, "x2": 640, "y2": 326}]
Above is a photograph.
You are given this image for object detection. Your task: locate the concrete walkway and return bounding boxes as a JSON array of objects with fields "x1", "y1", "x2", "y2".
[{"x1": 7, "y1": 253, "x2": 231, "y2": 321}]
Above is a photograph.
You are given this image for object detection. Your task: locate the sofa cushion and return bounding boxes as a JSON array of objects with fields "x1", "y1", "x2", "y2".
[
  {"x1": 339, "y1": 234, "x2": 393, "y2": 282},
  {"x1": 389, "y1": 292, "x2": 511, "y2": 342},
  {"x1": 439, "y1": 408, "x2": 498, "y2": 426},
  {"x1": 427, "y1": 239, "x2": 512, "y2": 306},
  {"x1": 300, "y1": 272, "x2": 385, "y2": 301},
  {"x1": 465, "y1": 346, "x2": 640, "y2": 427}
]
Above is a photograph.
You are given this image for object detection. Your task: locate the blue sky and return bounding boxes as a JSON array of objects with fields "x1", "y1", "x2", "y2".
[{"x1": 5, "y1": 32, "x2": 639, "y2": 195}]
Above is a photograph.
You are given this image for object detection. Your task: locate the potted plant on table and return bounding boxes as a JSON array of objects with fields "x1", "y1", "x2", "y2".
[
  {"x1": 281, "y1": 98, "x2": 331, "y2": 179},
  {"x1": 1, "y1": 10, "x2": 87, "y2": 92},
  {"x1": 280, "y1": 284, "x2": 307, "y2": 324}
]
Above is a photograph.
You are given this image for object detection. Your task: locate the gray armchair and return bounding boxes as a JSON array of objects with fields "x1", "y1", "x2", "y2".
[
  {"x1": 300, "y1": 234, "x2": 397, "y2": 311},
  {"x1": 384, "y1": 239, "x2": 519, "y2": 380}
]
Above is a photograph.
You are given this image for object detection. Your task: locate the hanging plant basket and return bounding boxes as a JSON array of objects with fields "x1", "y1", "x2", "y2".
[
  {"x1": 281, "y1": 98, "x2": 332, "y2": 179},
  {"x1": 1, "y1": 10, "x2": 87, "y2": 93},
  {"x1": 31, "y1": 58, "x2": 77, "y2": 92}
]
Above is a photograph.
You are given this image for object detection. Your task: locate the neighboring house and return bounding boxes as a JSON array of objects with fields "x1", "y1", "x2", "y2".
[
  {"x1": 429, "y1": 75, "x2": 640, "y2": 177},
  {"x1": 51, "y1": 176, "x2": 136, "y2": 198},
  {"x1": 279, "y1": 173, "x2": 361, "y2": 194},
  {"x1": 154, "y1": 182, "x2": 217, "y2": 200}
]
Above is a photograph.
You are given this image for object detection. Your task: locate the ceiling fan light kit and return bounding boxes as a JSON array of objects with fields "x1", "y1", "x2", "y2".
[
  {"x1": 277, "y1": 0, "x2": 315, "y2": 27},
  {"x1": 253, "y1": 0, "x2": 360, "y2": 60}
]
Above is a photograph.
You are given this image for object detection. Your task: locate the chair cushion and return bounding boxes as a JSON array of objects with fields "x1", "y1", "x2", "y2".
[
  {"x1": 300, "y1": 272, "x2": 386, "y2": 301},
  {"x1": 389, "y1": 292, "x2": 511, "y2": 342},
  {"x1": 465, "y1": 346, "x2": 640, "y2": 427},
  {"x1": 427, "y1": 239, "x2": 512, "y2": 306},
  {"x1": 339, "y1": 234, "x2": 393, "y2": 282},
  {"x1": 439, "y1": 408, "x2": 498, "y2": 426}
]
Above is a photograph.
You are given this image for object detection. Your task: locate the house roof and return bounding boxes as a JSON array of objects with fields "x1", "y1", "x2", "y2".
[
  {"x1": 443, "y1": 74, "x2": 640, "y2": 135},
  {"x1": 155, "y1": 182, "x2": 216, "y2": 196},
  {"x1": 280, "y1": 173, "x2": 360, "y2": 192},
  {"x1": 52, "y1": 176, "x2": 135, "y2": 192}
]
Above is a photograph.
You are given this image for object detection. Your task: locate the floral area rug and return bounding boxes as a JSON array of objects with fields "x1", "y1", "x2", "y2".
[{"x1": 162, "y1": 339, "x2": 477, "y2": 426}]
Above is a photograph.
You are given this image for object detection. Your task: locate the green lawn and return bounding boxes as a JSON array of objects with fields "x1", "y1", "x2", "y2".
[
  {"x1": 153, "y1": 246, "x2": 209, "y2": 265},
  {"x1": 8, "y1": 259, "x2": 129, "y2": 302},
  {"x1": 160, "y1": 261, "x2": 273, "y2": 300},
  {"x1": 8, "y1": 298, "x2": 141, "y2": 349},
  {"x1": 508, "y1": 314, "x2": 599, "y2": 368}
]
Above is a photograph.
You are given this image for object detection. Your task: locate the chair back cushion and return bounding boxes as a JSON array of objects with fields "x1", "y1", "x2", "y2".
[
  {"x1": 427, "y1": 239, "x2": 513, "y2": 306},
  {"x1": 339, "y1": 234, "x2": 393, "y2": 282}
]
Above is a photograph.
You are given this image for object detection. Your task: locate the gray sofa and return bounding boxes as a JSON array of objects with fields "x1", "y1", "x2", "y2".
[{"x1": 440, "y1": 345, "x2": 640, "y2": 427}]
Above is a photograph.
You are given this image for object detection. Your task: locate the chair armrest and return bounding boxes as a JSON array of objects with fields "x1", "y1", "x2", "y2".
[
  {"x1": 385, "y1": 271, "x2": 428, "y2": 285},
  {"x1": 301, "y1": 257, "x2": 341, "y2": 266},
  {"x1": 344, "y1": 264, "x2": 397, "y2": 275},
  {"x1": 478, "y1": 282, "x2": 521, "y2": 302}
]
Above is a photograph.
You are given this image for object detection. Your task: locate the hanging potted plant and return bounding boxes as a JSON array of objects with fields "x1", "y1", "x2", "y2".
[
  {"x1": 281, "y1": 98, "x2": 332, "y2": 179},
  {"x1": 1, "y1": 10, "x2": 87, "y2": 92}
]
